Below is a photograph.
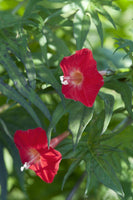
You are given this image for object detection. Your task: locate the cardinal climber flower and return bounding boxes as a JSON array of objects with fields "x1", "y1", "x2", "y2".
[
  {"x1": 14, "y1": 127, "x2": 69, "y2": 183},
  {"x1": 60, "y1": 48, "x2": 104, "y2": 107}
]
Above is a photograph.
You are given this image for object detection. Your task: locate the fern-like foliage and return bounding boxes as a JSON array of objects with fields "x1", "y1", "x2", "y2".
[{"x1": 114, "y1": 37, "x2": 133, "y2": 59}]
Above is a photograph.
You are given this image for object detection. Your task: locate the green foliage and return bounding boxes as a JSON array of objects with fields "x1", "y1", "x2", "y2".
[
  {"x1": 114, "y1": 37, "x2": 133, "y2": 59},
  {"x1": 105, "y1": 80, "x2": 133, "y2": 119},
  {"x1": 90, "y1": 155, "x2": 124, "y2": 197},
  {"x1": 73, "y1": 0, "x2": 91, "y2": 49},
  {"x1": 99, "y1": 92, "x2": 114, "y2": 134},
  {"x1": 0, "y1": 0, "x2": 133, "y2": 200},
  {"x1": 0, "y1": 145, "x2": 7, "y2": 200},
  {"x1": 68, "y1": 102, "x2": 94, "y2": 145}
]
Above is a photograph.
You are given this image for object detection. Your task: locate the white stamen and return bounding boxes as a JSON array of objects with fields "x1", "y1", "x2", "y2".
[
  {"x1": 60, "y1": 76, "x2": 69, "y2": 85},
  {"x1": 20, "y1": 151, "x2": 40, "y2": 172},
  {"x1": 20, "y1": 162, "x2": 30, "y2": 171}
]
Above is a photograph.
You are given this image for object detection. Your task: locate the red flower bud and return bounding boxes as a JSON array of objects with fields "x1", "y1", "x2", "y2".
[{"x1": 50, "y1": 131, "x2": 70, "y2": 148}]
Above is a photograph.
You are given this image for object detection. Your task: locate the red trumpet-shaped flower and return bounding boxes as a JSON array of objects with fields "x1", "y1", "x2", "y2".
[
  {"x1": 14, "y1": 128, "x2": 69, "y2": 183},
  {"x1": 60, "y1": 48, "x2": 104, "y2": 107}
]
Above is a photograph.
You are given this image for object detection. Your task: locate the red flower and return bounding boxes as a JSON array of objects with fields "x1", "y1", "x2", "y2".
[
  {"x1": 60, "y1": 48, "x2": 104, "y2": 107},
  {"x1": 14, "y1": 128, "x2": 69, "y2": 183}
]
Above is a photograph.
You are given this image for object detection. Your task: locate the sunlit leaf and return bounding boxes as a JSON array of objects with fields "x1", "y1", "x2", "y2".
[
  {"x1": 68, "y1": 102, "x2": 94, "y2": 145},
  {"x1": 99, "y1": 92, "x2": 114, "y2": 134},
  {"x1": 90, "y1": 10, "x2": 103, "y2": 46},
  {"x1": 73, "y1": 10, "x2": 91, "y2": 49},
  {"x1": 17, "y1": 33, "x2": 36, "y2": 89},
  {"x1": 39, "y1": 34, "x2": 49, "y2": 66},
  {"x1": 96, "y1": 7, "x2": 116, "y2": 29}
]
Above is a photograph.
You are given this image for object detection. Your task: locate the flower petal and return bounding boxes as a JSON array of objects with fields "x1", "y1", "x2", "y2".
[
  {"x1": 60, "y1": 48, "x2": 96, "y2": 76},
  {"x1": 14, "y1": 127, "x2": 48, "y2": 164},
  {"x1": 30, "y1": 148, "x2": 62, "y2": 183}
]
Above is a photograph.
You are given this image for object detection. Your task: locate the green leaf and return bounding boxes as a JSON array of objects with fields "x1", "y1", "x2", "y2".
[
  {"x1": 44, "y1": 27, "x2": 70, "y2": 58},
  {"x1": 106, "y1": 120, "x2": 133, "y2": 149},
  {"x1": 39, "y1": 0, "x2": 66, "y2": 9},
  {"x1": 91, "y1": 10, "x2": 103, "y2": 46},
  {"x1": 39, "y1": 34, "x2": 49, "y2": 66},
  {"x1": 0, "y1": 123, "x2": 25, "y2": 191},
  {"x1": 97, "y1": 7, "x2": 116, "y2": 29},
  {"x1": 0, "y1": 11, "x2": 20, "y2": 29},
  {"x1": 57, "y1": 140, "x2": 74, "y2": 159},
  {"x1": 73, "y1": 10, "x2": 91, "y2": 49},
  {"x1": 60, "y1": 2, "x2": 78, "y2": 18},
  {"x1": 68, "y1": 102, "x2": 94, "y2": 145},
  {"x1": 99, "y1": 92, "x2": 114, "y2": 134},
  {"x1": 0, "y1": 119, "x2": 13, "y2": 140},
  {"x1": 36, "y1": 64, "x2": 64, "y2": 100},
  {"x1": 62, "y1": 158, "x2": 81, "y2": 190},
  {"x1": 0, "y1": 79, "x2": 42, "y2": 127},
  {"x1": 44, "y1": 9, "x2": 62, "y2": 25},
  {"x1": 16, "y1": 33, "x2": 36, "y2": 89},
  {"x1": 88, "y1": 111, "x2": 105, "y2": 139},
  {"x1": 114, "y1": 37, "x2": 133, "y2": 61},
  {"x1": 85, "y1": 159, "x2": 98, "y2": 195},
  {"x1": 0, "y1": 145, "x2": 7, "y2": 200},
  {"x1": 0, "y1": 53, "x2": 51, "y2": 121},
  {"x1": 47, "y1": 102, "x2": 67, "y2": 144},
  {"x1": 4, "y1": 33, "x2": 37, "y2": 90},
  {"x1": 47, "y1": 100, "x2": 93, "y2": 145},
  {"x1": 105, "y1": 80, "x2": 133, "y2": 118},
  {"x1": 0, "y1": 32, "x2": 36, "y2": 89},
  {"x1": 47, "y1": 100, "x2": 74, "y2": 144},
  {"x1": 92, "y1": 156, "x2": 124, "y2": 197},
  {"x1": 23, "y1": 0, "x2": 42, "y2": 19}
]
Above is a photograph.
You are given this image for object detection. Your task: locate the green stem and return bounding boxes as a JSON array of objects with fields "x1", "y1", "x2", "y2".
[
  {"x1": 99, "y1": 68, "x2": 131, "y2": 77},
  {"x1": 115, "y1": 68, "x2": 130, "y2": 74}
]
